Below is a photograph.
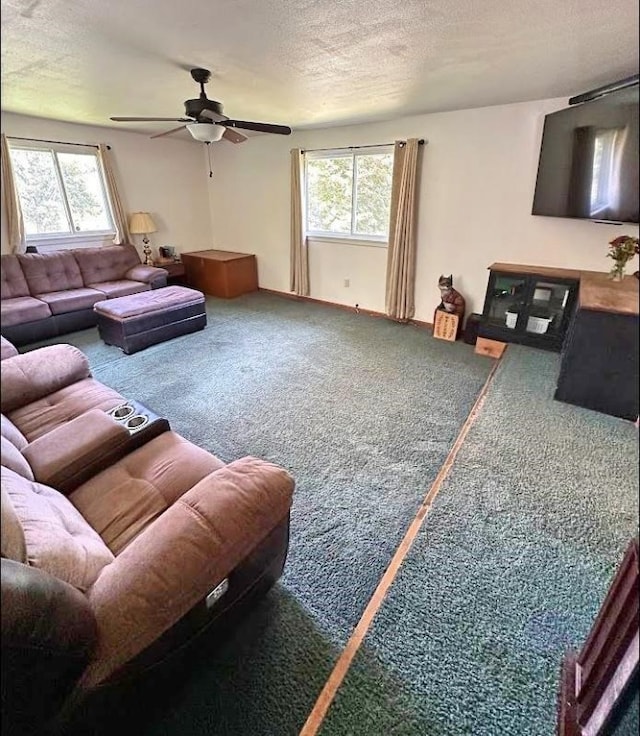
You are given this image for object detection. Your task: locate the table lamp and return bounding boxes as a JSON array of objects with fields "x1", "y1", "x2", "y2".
[{"x1": 129, "y1": 212, "x2": 157, "y2": 265}]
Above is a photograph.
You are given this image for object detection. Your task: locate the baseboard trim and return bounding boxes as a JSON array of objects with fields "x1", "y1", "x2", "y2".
[{"x1": 258, "y1": 288, "x2": 433, "y2": 329}]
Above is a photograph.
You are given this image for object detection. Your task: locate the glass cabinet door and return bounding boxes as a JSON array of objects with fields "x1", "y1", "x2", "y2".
[
  {"x1": 485, "y1": 274, "x2": 528, "y2": 329},
  {"x1": 524, "y1": 280, "x2": 572, "y2": 338}
]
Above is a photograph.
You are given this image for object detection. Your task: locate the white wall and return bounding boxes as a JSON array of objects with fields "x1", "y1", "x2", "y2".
[
  {"x1": 206, "y1": 99, "x2": 639, "y2": 318},
  {"x1": 1, "y1": 113, "x2": 213, "y2": 260}
]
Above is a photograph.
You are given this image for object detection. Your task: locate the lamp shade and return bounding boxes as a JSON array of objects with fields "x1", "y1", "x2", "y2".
[
  {"x1": 129, "y1": 212, "x2": 157, "y2": 235},
  {"x1": 186, "y1": 123, "x2": 225, "y2": 143}
]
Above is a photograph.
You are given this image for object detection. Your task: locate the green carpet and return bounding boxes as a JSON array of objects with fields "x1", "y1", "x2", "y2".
[
  {"x1": 321, "y1": 346, "x2": 639, "y2": 735},
  {"x1": 25, "y1": 293, "x2": 493, "y2": 735}
]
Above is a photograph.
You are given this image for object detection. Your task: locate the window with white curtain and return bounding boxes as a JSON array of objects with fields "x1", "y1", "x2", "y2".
[
  {"x1": 304, "y1": 146, "x2": 393, "y2": 244},
  {"x1": 590, "y1": 127, "x2": 626, "y2": 217},
  {"x1": 8, "y1": 140, "x2": 115, "y2": 247}
]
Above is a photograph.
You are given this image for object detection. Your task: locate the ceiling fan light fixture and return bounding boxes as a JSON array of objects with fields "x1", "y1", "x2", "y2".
[{"x1": 186, "y1": 123, "x2": 225, "y2": 143}]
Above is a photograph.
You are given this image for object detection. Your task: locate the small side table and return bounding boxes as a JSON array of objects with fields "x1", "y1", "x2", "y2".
[{"x1": 158, "y1": 261, "x2": 187, "y2": 286}]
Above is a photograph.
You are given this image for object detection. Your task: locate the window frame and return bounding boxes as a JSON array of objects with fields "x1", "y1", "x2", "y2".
[
  {"x1": 304, "y1": 145, "x2": 394, "y2": 247},
  {"x1": 8, "y1": 140, "x2": 116, "y2": 249}
]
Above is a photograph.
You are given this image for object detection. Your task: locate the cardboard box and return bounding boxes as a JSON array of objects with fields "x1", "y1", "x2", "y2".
[
  {"x1": 474, "y1": 337, "x2": 507, "y2": 358},
  {"x1": 433, "y1": 310, "x2": 459, "y2": 342}
]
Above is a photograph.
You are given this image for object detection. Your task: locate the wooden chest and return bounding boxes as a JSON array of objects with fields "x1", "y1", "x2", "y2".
[{"x1": 181, "y1": 250, "x2": 258, "y2": 298}]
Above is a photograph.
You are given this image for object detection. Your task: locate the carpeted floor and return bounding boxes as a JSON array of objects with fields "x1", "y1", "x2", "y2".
[
  {"x1": 320, "y1": 346, "x2": 639, "y2": 735},
  {"x1": 26, "y1": 293, "x2": 493, "y2": 735},
  {"x1": 23, "y1": 295, "x2": 638, "y2": 735}
]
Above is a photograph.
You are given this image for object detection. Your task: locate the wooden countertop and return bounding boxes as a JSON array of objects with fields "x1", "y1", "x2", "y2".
[
  {"x1": 181, "y1": 249, "x2": 255, "y2": 262},
  {"x1": 489, "y1": 262, "x2": 583, "y2": 280},
  {"x1": 490, "y1": 262, "x2": 639, "y2": 316},
  {"x1": 579, "y1": 272, "x2": 639, "y2": 315}
]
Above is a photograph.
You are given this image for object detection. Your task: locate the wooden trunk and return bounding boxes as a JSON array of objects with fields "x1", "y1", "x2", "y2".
[{"x1": 181, "y1": 250, "x2": 258, "y2": 298}]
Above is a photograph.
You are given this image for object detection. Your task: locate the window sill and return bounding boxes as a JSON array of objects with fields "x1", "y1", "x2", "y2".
[
  {"x1": 26, "y1": 233, "x2": 116, "y2": 252},
  {"x1": 307, "y1": 235, "x2": 388, "y2": 249}
]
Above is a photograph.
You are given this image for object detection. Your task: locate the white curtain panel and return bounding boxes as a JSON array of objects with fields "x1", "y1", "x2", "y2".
[
  {"x1": 290, "y1": 148, "x2": 309, "y2": 296},
  {"x1": 385, "y1": 138, "x2": 422, "y2": 321},
  {"x1": 1, "y1": 134, "x2": 26, "y2": 254},
  {"x1": 98, "y1": 144, "x2": 131, "y2": 245}
]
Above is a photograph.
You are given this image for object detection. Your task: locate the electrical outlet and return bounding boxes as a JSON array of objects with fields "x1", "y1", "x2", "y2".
[{"x1": 344, "y1": 278, "x2": 350, "y2": 287}]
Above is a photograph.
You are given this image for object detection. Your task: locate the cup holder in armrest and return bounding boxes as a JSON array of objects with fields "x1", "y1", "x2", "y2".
[
  {"x1": 108, "y1": 403, "x2": 136, "y2": 421},
  {"x1": 105, "y1": 399, "x2": 170, "y2": 443},
  {"x1": 125, "y1": 414, "x2": 150, "y2": 433}
]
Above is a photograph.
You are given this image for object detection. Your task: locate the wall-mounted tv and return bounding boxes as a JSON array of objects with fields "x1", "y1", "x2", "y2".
[{"x1": 532, "y1": 84, "x2": 639, "y2": 224}]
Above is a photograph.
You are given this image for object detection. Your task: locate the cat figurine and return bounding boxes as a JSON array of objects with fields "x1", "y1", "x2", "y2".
[{"x1": 434, "y1": 275, "x2": 466, "y2": 338}]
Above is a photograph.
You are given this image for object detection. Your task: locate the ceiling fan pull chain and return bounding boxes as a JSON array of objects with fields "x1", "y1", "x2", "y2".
[{"x1": 207, "y1": 142, "x2": 213, "y2": 177}]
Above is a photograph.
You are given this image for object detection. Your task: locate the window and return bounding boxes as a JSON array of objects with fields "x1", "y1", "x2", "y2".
[
  {"x1": 590, "y1": 127, "x2": 626, "y2": 217},
  {"x1": 305, "y1": 147, "x2": 393, "y2": 243},
  {"x1": 9, "y1": 141, "x2": 115, "y2": 245}
]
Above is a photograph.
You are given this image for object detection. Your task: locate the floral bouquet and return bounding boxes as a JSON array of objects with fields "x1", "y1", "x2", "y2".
[{"x1": 607, "y1": 235, "x2": 639, "y2": 281}]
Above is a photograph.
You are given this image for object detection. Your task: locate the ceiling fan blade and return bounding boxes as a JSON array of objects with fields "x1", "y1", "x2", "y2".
[
  {"x1": 220, "y1": 120, "x2": 292, "y2": 135},
  {"x1": 150, "y1": 125, "x2": 188, "y2": 139},
  {"x1": 222, "y1": 127, "x2": 248, "y2": 144},
  {"x1": 199, "y1": 109, "x2": 229, "y2": 123},
  {"x1": 110, "y1": 117, "x2": 192, "y2": 122}
]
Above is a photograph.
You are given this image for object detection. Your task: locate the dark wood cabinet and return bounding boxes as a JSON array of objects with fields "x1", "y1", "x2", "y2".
[
  {"x1": 555, "y1": 273, "x2": 639, "y2": 421},
  {"x1": 479, "y1": 263, "x2": 580, "y2": 352}
]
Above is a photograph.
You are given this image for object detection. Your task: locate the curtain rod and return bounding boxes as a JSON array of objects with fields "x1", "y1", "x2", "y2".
[
  {"x1": 301, "y1": 139, "x2": 425, "y2": 154},
  {"x1": 7, "y1": 136, "x2": 110, "y2": 150}
]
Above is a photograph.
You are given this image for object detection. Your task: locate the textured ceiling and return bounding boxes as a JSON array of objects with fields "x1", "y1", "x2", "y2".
[{"x1": 1, "y1": 0, "x2": 638, "y2": 136}]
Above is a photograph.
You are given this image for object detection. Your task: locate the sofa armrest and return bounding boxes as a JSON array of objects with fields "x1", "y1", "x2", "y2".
[
  {"x1": 79, "y1": 456, "x2": 294, "y2": 688},
  {"x1": 22, "y1": 410, "x2": 132, "y2": 494},
  {"x1": 1, "y1": 558, "x2": 98, "y2": 734},
  {"x1": 0, "y1": 344, "x2": 91, "y2": 414},
  {"x1": 125, "y1": 264, "x2": 168, "y2": 287},
  {"x1": 1, "y1": 335, "x2": 19, "y2": 361}
]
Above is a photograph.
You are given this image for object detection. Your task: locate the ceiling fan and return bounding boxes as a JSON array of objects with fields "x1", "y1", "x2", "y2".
[{"x1": 110, "y1": 68, "x2": 292, "y2": 144}]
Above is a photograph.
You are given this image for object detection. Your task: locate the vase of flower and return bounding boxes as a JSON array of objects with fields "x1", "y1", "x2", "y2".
[
  {"x1": 607, "y1": 235, "x2": 639, "y2": 282},
  {"x1": 610, "y1": 264, "x2": 625, "y2": 282}
]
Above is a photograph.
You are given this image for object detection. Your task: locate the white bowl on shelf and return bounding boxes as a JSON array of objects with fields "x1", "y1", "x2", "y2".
[{"x1": 527, "y1": 315, "x2": 552, "y2": 334}]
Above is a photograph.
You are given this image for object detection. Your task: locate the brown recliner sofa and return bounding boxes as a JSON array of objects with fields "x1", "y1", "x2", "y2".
[
  {"x1": 0, "y1": 245, "x2": 168, "y2": 346},
  {"x1": 0, "y1": 343, "x2": 294, "y2": 734}
]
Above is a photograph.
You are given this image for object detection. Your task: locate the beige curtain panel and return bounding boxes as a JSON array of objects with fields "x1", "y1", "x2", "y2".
[
  {"x1": 1, "y1": 134, "x2": 27, "y2": 254},
  {"x1": 385, "y1": 138, "x2": 422, "y2": 321},
  {"x1": 98, "y1": 143, "x2": 131, "y2": 244},
  {"x1": 290, "y1": 148, "x2": 310, "y2": 296}
]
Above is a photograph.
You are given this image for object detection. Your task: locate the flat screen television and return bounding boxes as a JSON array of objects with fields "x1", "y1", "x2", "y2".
[{"x1": 532, "y1": 84, "x2": 639, "y2": 224}]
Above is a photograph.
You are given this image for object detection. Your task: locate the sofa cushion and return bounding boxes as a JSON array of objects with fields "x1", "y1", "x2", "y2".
[
  {"x1": 1, "y1": 466, "x2": 114, "y2": 591},
  {"x1": 36, "y1": 288, "x2": 105, "y2": 315},
  {"x1": 73, "y1": 245, "x2": 141, "y2": 286},
  {"x1": 0, "y1": 255, "x2": 30, "y2": 300},
  {"x1": 93, "y1": 285, "x2": 204, "y2": 320},
  {"x1": 0, "y1": 296, "x2": 52, "y2": 327},
  {"x1": 1, "y1": 487, "x2": 27, "y2": 563},
  {"x1": 1, "y1": 336, "x2": 19, "y2": 361},
  {"x1": 18, "y1": 252, "x2": 84, "y2": 295},
  {"x1": 1, "y1": 344, "x2": 91, "y2": 415},
  {"x1": 8, "y1": 378, "x2": 124, "y2": 442},
  {"x1": 88, "y1": 280, "x2": 150, "y2": 299},
  {"x1": 70, "y1": 432, "x2": 225, "y2": 555},
  {"x1": 1, "y1": 436, "x2": 34, "y2": 481}
]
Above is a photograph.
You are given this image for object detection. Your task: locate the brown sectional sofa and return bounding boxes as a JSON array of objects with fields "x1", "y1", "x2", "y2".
[
  {"x1": 0, "y1": 342, "x2": 295, "y2": 734},
  {"x1": 0, "y1": 244, "x2": 168, "y2": 346}
]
